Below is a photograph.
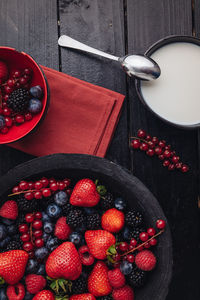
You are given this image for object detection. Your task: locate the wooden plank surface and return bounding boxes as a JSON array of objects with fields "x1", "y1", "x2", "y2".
[
  {"x1": 0, "y1": 0, "x2": 59, "y2": 175},
  {"x1": 127, "y1": 1, "x2": 199, "y2": 299},
  {"x1": 58, "y1": 0, "x2": 130, "y2": 168}
]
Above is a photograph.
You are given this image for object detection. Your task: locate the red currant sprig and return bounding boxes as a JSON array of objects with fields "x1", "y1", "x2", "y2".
[{"x1": 130, "y1": 129, "x2": 189, "y2": 173}]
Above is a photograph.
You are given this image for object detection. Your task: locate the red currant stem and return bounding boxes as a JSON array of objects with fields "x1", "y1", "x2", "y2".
[
  {"x1": 129, "y1": 136, "x2": 148, "y2": 143},
  {"x1": 121, "y1": 229, "x2": 164, "y2": 256},
  {"x1": 8, "y1": 190, "x2": 36, "y2": 197}
]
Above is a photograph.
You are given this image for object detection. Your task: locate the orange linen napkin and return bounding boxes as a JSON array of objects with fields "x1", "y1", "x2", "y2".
[{"x1": 11, "y1": 66, "x2": 125, "y2": 157}]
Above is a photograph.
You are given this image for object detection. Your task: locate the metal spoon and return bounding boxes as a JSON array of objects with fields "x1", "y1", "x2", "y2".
[{"x1": 58, "y1": 35, "x2": 160, "y2": 81}]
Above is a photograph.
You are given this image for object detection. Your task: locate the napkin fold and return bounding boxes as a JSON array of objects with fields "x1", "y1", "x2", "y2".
[{"x1": 11, "y1": 66, "x2": 125, "y2": 157}]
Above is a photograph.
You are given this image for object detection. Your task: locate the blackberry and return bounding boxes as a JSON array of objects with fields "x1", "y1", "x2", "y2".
[
  {"x1": 72, "y1": 276, "x2": 88, "y2": 294},
  {"x1": 6, "y1": 240, "x2": 23, "y2": 251},
  {"x1": 17, "y1": 195, "x2": 38, "y2": 213},
  {"x1": 62, "y1": 201, "x2": 72, "y2": 216},
  {"x1": 97, "y1": 296, "x2": 113, "y2": 300},
  {"x1": 100, "y1": 192, "x2": 114, "y2": 211},
  {"x1": 7, "y1": 88, "x2": 30, "y2": 112},
  {"x1": 125, "y1": 210, "x2": 143, "y2": 227},
  {"x1": 129, "y1": 227, "x2": 145, "y2": 241},
  {"x1": 67, "y1": 209, "x2": 86, "y2": 229},
  {"x1": 16, "y1": 213, "x2": 26, "y2": 227},
  {"x1": 128, "y1": 266, "x2": 147, "y2": 288},
  {"x1": 86, "y1": 213, "x2": 101, "y2": 229}
]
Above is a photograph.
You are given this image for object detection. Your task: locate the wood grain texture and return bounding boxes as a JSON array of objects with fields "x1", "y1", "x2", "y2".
[
  {"x1": 0, "y1": 0, "x2": 59, "y2": 175},
  {"x1": 58, "y1": 0, "x2": 130, "y2": 168},
  {"x1": 127, "y1": 0, "x2": 198, "y2": 299}
]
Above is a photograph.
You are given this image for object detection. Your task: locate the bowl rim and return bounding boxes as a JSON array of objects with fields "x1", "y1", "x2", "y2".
[
  {"x1": 135, "y1": 35, "x2": 200, "y2": 129},
  {"x1": 0, "y1": 153, "x2": 173, "y2": 300},
  {"x1": 0, "y1": 46, "x2": 50, "y2": 143}
]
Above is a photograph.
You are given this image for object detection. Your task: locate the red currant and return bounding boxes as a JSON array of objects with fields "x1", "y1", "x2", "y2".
[
  {"x1": 144, "y1": 242, "x2": 151, "y2": 249},
  {"x1": 140, "y1": 142, "x2": 148, "y2": 151},
  {"x1": 66, "y1": 188, "x2": 72, "y2": 195},
  {"x1": 181, "y1": 164, "x2": 189, "y2": 173},
  {"x1": 148, "y1": 141, "x2": 155, "y2": 148},
  {"x1": 119, "y1": 242, "x2": 129, "y2": 252},
  {"x1": 35, "y1": 212, "x2": 42, "y2": 219},
  {"x1": 3, "y1": 108, "x2": 11, "y2": 116},
  {"x1": 163, "y1": 150, "x2": 171, "y2": 158},
  {"x1": 165, "y1": 145, "x2": 171, "y2": 150},
  {"x1": 130, "y1": 239, "x2": 137, "y2": 247},
  {"x1": 15, "y1": 81, "x2": 21, "y2": 89},
  {"x1": 28, "y1": 182, "x2": 35, "y2": 189},
  {"x1": 152, "y1": 137, "x2": 158, "y2": 144},
  {"x1": 172, "y1": 156, "x2": 180, "y2": 163},
  {"x1": 50, "y1": 182, "x2": 58, "y2": 191},
  {"x1": 175, "y1": 162, "x2": 183, "y2": 169},
  {"x1": 146, "y1": 135, "x2": 151, "y2": 141},
  {"x1": 1, "y1": 127, "x2": 9, "y2": 134},
  {"x1": 49, "y1": 178, "x2": 56, "y2": 184},
  {"x1": 28, "y1": 251, "x2": 35, "y2": 258},
  {"x1": 149, "y1": 238, "x2": 157, "y2": 246},
  {"x1": 33, "y1": 230, "x2": 43, "y2": 238},
  {"x1": 114, "y1": 253, "x2": 121, "y2": 262},
  {"x1": 158, "y1": 154, "x2": 165, "y2": 160},
  {"x1": 131, "y1": 139, "x2": 140, "y2": 149},
  {"x1": 163, "y1": 160, "x2": 170, "y2": 167},
  {"x1": 23, "y1": 242, "x2": 34, "y2": 252},
  {"x1": 4, "y1": 85, "x2": 13, "y2": 94},
  {"x1": 168, "y1": 164, "x2": 175, "y2": 171},
  {"x1": 127, "y1": 254, "x2": 135, "y2": 263},
  {"x1": 42, "y1": 188, "x2": 51, "y2": 197},
  {"x1": 156, "y1": 219, "x2": 166, "y2": 229},
  {"x1": 19, "y1": 224, "x2": 29, "y2": 233},
  {"x1": 32, "y1": 220, "x2": 42, "y2": 230},
  {"x1": 147, "y1": 227, "x2": 156, "y2": 236},
  {"x1": 34, "y1": 191, "x2": 42, "y2": 199},
  {"x1": 7, "y1": 79, "x2": 15, "y2": 88},
  {"x1": 24, "y1": 68, "x2": 32, "y2": 76},
  {"x1": 35, "y1": 238, "x2": 44, "y2": 248},
  {"x1": 139, "y1": 232, "x2": 149, "y2": 242},
  {"x1": 146, "y1": 149, "x2": 154, "y2": 156},
  {"x1": 12, "y1": 186, "x2": 20, "y2": 193},
  {"x1": 40, "y1": 178, "x2": 49, "y2": 188},
  {"x1": 19, "y1": 181, "x2": 29, "y2": 190},
  {"x1": 24, "y1": 192, "x2": 34, "y2": 200},
  {"x1": 3, "y1": 94, "x2": 9, "y2": 102},
  {"x1": 25, "y1": 112, "x2": 33, "y2": 121},
  {"x1": 15, "y1": 115, "x2": 25, "y2": 124},
  {"x1": 5, "y1": 117, "x2": 12, "y2": 127},
  {"x1": 25, "y1": 213, "x2": 35, "y2": 223},
  {"x1": 34, "y1": 181, "x2": 43, "y2": 190},
  {"x1": 11, "y1": 70, "x2": 21, "y2": 78},
  {"x1": 58, "y1": 181, "x2": 65, "y2": 190},
  {"x1": 154, "y1": 147, "x2": 162, "y2": 155},
  {"x1": 19, "y1": 77, "x2": 28, "y2": 86},
  {"x1": 20, "y1": 233, "x2": 30, "y2": 242},
  {"x1": 137, "y1": 129, "x2": 146, "y2": 138},
  {"x1": 158, "y1": 140, "x2": 166, "y2": 148},
  {"x1": 63, "y1": 179, "x2": 71, "y2": 187},
  {"x1": 138, "y1": 245, "x2": 144, "y2": 251}
]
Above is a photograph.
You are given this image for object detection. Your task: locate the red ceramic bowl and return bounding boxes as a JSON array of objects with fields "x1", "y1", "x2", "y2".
[{"x1": 0, "y1": 47, "x2": 49, "y2": 144}]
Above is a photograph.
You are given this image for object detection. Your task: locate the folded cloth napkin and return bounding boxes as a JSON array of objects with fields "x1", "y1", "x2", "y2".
[{"x1": 11, "y1": 66, "x2": 125, "y2": 157}]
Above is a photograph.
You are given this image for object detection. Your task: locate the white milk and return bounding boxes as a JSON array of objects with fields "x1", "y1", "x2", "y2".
[{"x1": 140, "y1": 42, "x2": 200, "y2": 125}]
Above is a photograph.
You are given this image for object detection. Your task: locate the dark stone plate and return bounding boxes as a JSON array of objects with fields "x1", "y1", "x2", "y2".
[{"x1": 0, "y1": 153, "x2": 172, "y2": 300}]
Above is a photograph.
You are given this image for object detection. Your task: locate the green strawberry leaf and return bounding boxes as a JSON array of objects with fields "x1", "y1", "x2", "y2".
[
  {"x1": 97, "y1": 185, "x2": 107, "y2": 196},
  {"x1": 48, "y1": 277, "x2": 72, "y2": 295},
  {"x1": 107, "y1": 244, "x2": 117, "y2": 255},
  {"x1": 107, "y1": 255, "x2": 115, "y2": 264},
  {"x1": 0, "y1": 277, "x2": 5, "y2": 285}
]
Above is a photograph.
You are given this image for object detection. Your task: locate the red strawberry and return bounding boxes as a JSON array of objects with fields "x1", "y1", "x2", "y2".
[
  {"x1": 25, "y1": 274, "x2": 46, "y2": 294},
  {"x1": 0, "y1": 200, "x2": 18, "y2": 220},
  {"x1": 0, "y1": 250, "x2": 28, "y2": 284},
  {"x1": 70, "y1": 179, "x2": 100, "y2": 207},
  {"x1": 85, "y1": 230, "x2": 116, "y2": 260},
  {"x1": 6, "y1": 283, "x2": 25, "y2": 300},
  {"x1": 108, "y1": 268, "x2": 125, "y2": 288},
  {"x1": 70, "y1": 294, "x2": 96, "y2": 300},
  {"x1": 54, "y1": 217, "x2": 71, "y2": 240},
  {"x1": 32, "y1": 290, "x2": 55, "y2": 300},
  {"x1": 0, "y1": 60, "x2": 8, "y2": 82},
  {"x1": 46, "y1": 242, "x2": 82, "y2": 280},
  {"x1": 88, "y1": 261, "x2": 112, "y2": 297},
  {"x1": 112, "y1": 285, "x2": 134, "y2": 300},
  {"x1": 101, "y1": 208, "x2": 124, "y2": 233},
  {"x1": 135, "y1": 250, "x2": 156, "y2": 271},
  {"x1": 78, "y1": 245, "x2": 95, "y2": 266}
]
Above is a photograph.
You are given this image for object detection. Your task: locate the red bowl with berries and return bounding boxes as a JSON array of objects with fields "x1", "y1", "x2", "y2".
[
  {"x1": 0, "y1": 154, "x2": 172, "y2": 300},
  {"x1": 0, "y1": 47, "x2": 49, "y2": 144}
]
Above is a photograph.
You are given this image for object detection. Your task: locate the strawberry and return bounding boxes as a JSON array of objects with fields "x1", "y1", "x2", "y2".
[
  {"x1": 0, "y1": 200, "x2": 18, "y2": 220},
  {"x1": 70, "y1": 294, "x2": 96, "y2": 300},
  {"x1": 0, "y1": 60, "x2": 8, "y2": 82},
  {"x1": 101, "y1": 208, "x2": 125, "y2": 233},
  {"x1": 6, "y1": 283, "x2": 25, "y2": 300},
  {"x1": 54, "y1": 216, "x2": 71, "y2": 240},
  {"x1": 46, "y1": 242, "x2": 82, "y2": 280},
  {"x1": 70, "y1": 179, "x2": 100, "y2": 207},
  {"x1": 25, "y1": 274, "x2": 46, "y2": 294},
  {"x1": 32, "y1": 290, "x2": 55, "y2": 300},
  {"x1": 112, "y1": 285, "x2": 134, "y2": 300},
  {"x1": 85, "y1": 230, "x2": 116, "y2": 260},
  {"x1": 0, "y1": 250, "x2": 28, "y2": 284},
  {"x1": 108, "y1": 268, "x2": 125, "y2": 288},
  {"x1": 135, "y1": 250, "x2": 156, "y2": 271},
  {"x1": 88, "y1": 261, "x2": 112, "y2": 296}
]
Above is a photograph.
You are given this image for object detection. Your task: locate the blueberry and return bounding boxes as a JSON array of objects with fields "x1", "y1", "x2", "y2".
[
  {"x1": 24, "y1": 291, "x2": 33, "y2": 300},
  {"x1": 0, "y1": 287, "x2": 7, "y2": 300},
  {"x1": 120, "y1": 261, "x2": 133, "y2": 275},
  {"x1": 46, "y1": 204, "x2": 61, "y2": 218},
  {"x1": 115, "y1": 197, "x2": 126, "y2": 211},
  {"x1": 37, "y1": 264, "x2": 45, "y2": 275},
  {"x1": 54, "y1": 191, "x2": 68, "y2": 206},
  {"x1": 46, "y1": 237, "x2": 59, "y2": 250},
  {"x1": 28, "y1": 99, "x2": 42, "y2": 114},
  {"x1": 7, "y1": 224, "x2": 17, "y2": 236},
  {"x1": 26, "y1": 259, "x2": 38, "y2": 274},
  {"x1": 0, "y1": 115, "x2": 5, "y2": 130},
  {"x1": 84, "y1": 207, "x2": 96, "y2": 215},
  {"x1": 1, "y1": 218, "x2": 14, "y2": 225},
  {"x1": 123, "y1": 227, "x2": 130, "y2": 240},
  {"x1": 29, "y1": 85, "x2": 43, "y2": 99},
  {"x1": 50, "y1": 245, "x2": 57, "y2": 252},
  {"x1": 0, "y1": 224, "x2": 7, "y2": 240},
  {"x1": 43, "y1": 232, "x2": 50, "y2": 242},
  {"x1": 0, "y1": 236, "x2": 10, "y2": 248},
  {"x1": 43, "y1": 222, "x2": 54, "y2": 234},
  {"x1": 42, "y1": 212, "x2": 50, "y2": 222},
  {"x1": 69, "y1": 232, "x2": 82, "y2": 245},
  {"x1": 35, "y1": 247, "x2": 49, "y2": 261}
]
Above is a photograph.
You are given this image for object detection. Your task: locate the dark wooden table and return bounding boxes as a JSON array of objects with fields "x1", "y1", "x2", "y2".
[{"x1": 0, "y1": 1, "x2": 199, "y2": 299}]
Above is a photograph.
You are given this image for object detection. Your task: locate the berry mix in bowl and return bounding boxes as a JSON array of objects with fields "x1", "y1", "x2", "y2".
[
  {"x1": 0, "y1": 47, "x2": 49, "y2": 143},
  {"x1": 0, "y1": 154, "x2": 172, "y2": 300}
]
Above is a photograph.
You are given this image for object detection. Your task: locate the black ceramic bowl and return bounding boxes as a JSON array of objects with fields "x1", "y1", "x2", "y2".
[{"x1": 0, "y1": 154, "x2": 172, "y2": 299}]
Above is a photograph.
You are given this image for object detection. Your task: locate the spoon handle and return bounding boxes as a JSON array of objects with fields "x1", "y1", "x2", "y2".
[{"x1": 58, "y1": 35, "x2": 119, "y2": 62}]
